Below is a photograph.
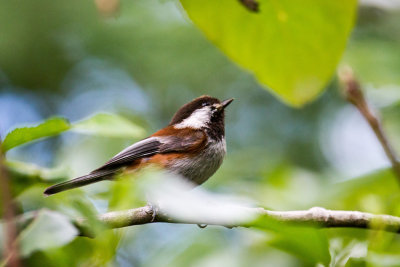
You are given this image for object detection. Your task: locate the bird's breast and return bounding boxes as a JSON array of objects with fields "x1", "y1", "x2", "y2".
[{"x1": 166, "y1": 138, "x2": 226, "y2": 185}]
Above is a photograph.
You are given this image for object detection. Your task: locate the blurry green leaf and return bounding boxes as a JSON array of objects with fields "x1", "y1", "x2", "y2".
[
  {"x1": 6, "y1": 160, "x2": 70, "y2": 182},
  {"x1": 16, "y1": 186, "x2": 101, "y2": 228},
  {"x1": 2, "y1": 117, "x2": 70, "y2": 152},
  {"x1": 40, "y1": 229, "x2": 121, "y2": 267},
  {"x1": 70, "y1": 199, "x2": 108, "y2": 238},
  {"x1": 1, "y1": 113, "x2": 145, "y2": 153},
  {"x1": 108, "y1": 174, "x2": 143, "y2": 211},
  {"x1": 345, "y1": 258, "x2": 367, "y2": 267},
  {"x1": 19, "y1": 209, "x2": 78, "y2": 257},
  {"x1": 321, "y1": 168, "x2": 400, "y2": 215},
  {"x1": 17, "y1": 186, "x2": 67, "y2": 213},
  {"x1": 180, "y1": 0, "x2": 357, "y2": 106},
  {"x1": 72, "y1": 113, "x2": 146, "y2": 138},
  {"x1": 329, "y1": 239, "x2": 368, "y2": 267},
  {"x1": 254, "y1": 217, "x2": 330, "y2": 265},
  {"x1": 343, "y1": 9, "x2": 400, "y2": 87}
]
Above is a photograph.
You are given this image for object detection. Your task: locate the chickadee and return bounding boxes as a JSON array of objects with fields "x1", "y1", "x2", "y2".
[{"x1": 44, "y1": 95, "x2": 234, "y2": 196}]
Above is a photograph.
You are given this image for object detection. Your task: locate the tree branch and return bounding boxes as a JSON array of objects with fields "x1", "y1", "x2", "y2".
[
  {"x1": 75, "y1": 206, "x2": 400, "y2": 237},
  {"x1": 0, "y1": 139, "x2": 21, "y2": 267},
  {"x1": 338, "y1": 66, "x2": 400, "y2": 185}
]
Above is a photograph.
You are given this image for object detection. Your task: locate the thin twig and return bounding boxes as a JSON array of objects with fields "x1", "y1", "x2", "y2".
[
  {"x1": 338, "y1": 66, "x2": 400, "y2": 184},
  {"x1": 0, "y1": 139, "x2": 21, "y2": 267},
  {"x1": 75, "y1": 206, "x2": 400, "y2": 237}
]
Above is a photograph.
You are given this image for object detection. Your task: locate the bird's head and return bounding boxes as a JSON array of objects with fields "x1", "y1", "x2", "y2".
[{"x1": 170, "y1": 95, "x2": 234, "y2": 135}]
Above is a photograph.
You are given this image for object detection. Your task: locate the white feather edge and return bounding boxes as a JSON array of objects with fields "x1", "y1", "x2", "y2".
[{"x1": 111, "y1": 137, "x2": 160, "y2": 158}]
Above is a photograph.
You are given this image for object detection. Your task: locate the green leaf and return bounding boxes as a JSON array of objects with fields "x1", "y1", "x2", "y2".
[
  {"x1": 254, "y1": 217, "x2": 330, "y2": 265},
  {"x1": 19, "y1": 209, "x2": 78, "y2": 257},
  {"x1": 72, "y1": 113, "x2": 146, "y2": 138},
  {"x1": 1, "y1": 113, "x2": 146, "y2": 152},
  {"x1": 321, "y1": 168, "x2": 400, "y2": 215},
  {"x1": 6, "y1": 160, "x2": 70, "y2": 182},
  {"x1": 269, "y1": 227, "x2": 330, "y2": 265},
  {"x1": 180, "y1": 0, "x2": 357, "y2": 106},
  {"x1": 1, "y1": 117, "x2": 70, "y2": 152}
]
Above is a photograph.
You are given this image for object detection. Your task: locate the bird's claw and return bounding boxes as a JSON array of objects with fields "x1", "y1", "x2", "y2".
[{"x1": 197, "y1": 224, "x2": 208, "y2": 229}]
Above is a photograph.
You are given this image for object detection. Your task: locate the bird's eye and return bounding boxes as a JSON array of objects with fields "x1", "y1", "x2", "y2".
[{"x1": 201, "y1": 102, "x2": 209, "y2": 107}]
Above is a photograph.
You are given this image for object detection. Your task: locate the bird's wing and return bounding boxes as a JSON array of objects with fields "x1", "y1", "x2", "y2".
[
  {"x1": 95, "y1": 130, "x2": 206, "y2": 171},
  {"x1": 158, "y1": 130, "x2": 207, "y2": 153},
  {"x1": 93, "y1": 137, "x2": 162, "y2": 171},
  {"x1": 44, "y1": 130, "x2": 206, "y2": 196},
  {"x1": 44, "y1": 137, "x2": 162, "y2": 196}
]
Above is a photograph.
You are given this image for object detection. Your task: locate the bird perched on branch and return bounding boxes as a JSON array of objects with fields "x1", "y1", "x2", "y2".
[{"x1": 44, "y1": 95, "x2": 234, "y2": 196}]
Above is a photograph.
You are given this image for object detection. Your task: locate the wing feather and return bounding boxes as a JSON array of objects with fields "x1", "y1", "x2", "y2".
[
  {"x1": 93, "y1": 137, "x2": 162, "y2": 171},
  {"x1": 44, "y1": 129, "x2": 207, "y2": 195}
]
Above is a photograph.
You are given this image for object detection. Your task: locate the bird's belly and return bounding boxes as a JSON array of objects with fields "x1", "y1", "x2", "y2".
[{"x1": 167, "y1": 140, "x2": 226, "y2": 185}]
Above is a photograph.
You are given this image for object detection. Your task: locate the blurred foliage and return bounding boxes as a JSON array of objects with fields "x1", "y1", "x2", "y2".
[
  {"x1": 6, "y1": 160, "x2": 70, "y2": 182},
  {"x1": 72, "y1": 113, "x2": 146, "y2": 138},
  {"x1": 343, "y1": 6, "x2": 400, "y2": 86},
  {"x1": 0, "y1": 0, "x2": 400, "y2": 266},
  {"x1": 2, "y1": 113, "x2": 145, "y2": 153},
  {"x1": 180, "y1": 0, "x2": 357, "y2": 106},
  {"x1": 253, "y1": 217, "x2": 331, "y2": 265},
  {"x1": 18, "y1": 210, "x2": 78, "y2": 257}
]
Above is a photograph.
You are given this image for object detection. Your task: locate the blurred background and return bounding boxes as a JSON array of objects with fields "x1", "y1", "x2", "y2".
[{"x1": 1, "y1": 0, "x2": 400, "y2": 266}]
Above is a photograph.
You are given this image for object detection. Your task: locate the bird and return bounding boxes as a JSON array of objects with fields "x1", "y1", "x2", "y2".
[{"x1": 44, "y1": 95, "x2": 234, "y2": 196}]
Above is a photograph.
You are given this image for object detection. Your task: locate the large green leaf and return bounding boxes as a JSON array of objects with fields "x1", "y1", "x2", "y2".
[
  {"x1": 19, "y1": 209, "x2": 78, "y2": 257},
  {"x1": 72, "y1": 113, "x2": 146, "y2": 138},
  {"x1": 1, "y1": 117, "x2": 70, "y2": 152},
  {"x1": 180, "y1": 0, "x2": 357, "y2": 106}
]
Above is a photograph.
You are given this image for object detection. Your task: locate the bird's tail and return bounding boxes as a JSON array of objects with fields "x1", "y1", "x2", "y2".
[{"x1": 44, "y1": 169, "x2": 116, "y2": 196}]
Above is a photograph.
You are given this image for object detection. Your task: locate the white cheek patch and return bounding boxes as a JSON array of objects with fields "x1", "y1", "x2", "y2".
[{"x1": 174, "y1": 107, "x2": 211, "y2": 129}]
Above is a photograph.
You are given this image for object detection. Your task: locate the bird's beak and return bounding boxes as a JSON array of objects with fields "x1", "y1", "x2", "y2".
[
  {"x1": 214, "y1": 98, "x2": 234, "y2": 111},
  {"x1": 221, "y1": 98, "x2": 234, "y2": 109}
]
